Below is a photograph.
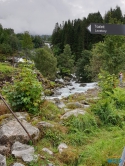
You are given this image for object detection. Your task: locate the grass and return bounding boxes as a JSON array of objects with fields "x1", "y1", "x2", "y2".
[
  {"x1": 78, "y1": 126, "x2": 125, "y2": 166},
  {"x1": 0, "y1": 62, "x2": 15, "y2": 82},
  {"x1": 6, "y1": 95, "x2": 125, "y2": 166},
  {"x1": 23, "y1": 124, "x2": 124, "y2": 166},
  {"x1": 0, "y1": 62, "x2": 14, "y2": 74}
]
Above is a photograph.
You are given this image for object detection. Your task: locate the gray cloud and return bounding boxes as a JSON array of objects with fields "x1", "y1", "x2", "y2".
[{"x1": 0, "y1": 0, "x2": 124, "y2": 35}]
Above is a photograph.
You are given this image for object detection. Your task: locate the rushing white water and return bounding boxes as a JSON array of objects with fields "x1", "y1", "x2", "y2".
[{"x1": 47, "y1": 80, "x2": 97, "y2": 99}]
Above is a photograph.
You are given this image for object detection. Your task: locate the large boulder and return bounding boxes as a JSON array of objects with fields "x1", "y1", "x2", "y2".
[
  {"x1": 0, "y1": 120, "x2": 40, "y2": 145},
  {"x1": 60, "y1": 109, "x2": 86, "y2": 119},
  {"x1": 0, "y1": 112, "x2": 30, "y2": 126}
]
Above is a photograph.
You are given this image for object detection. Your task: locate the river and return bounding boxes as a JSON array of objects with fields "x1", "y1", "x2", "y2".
[{"x1": 46, "y1": 79, "x2": 97, "y2": 99}]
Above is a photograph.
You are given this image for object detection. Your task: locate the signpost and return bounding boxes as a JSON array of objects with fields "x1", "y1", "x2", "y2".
[{"x1": 87, "y1": 23, "x2": 125, "y2": 35}]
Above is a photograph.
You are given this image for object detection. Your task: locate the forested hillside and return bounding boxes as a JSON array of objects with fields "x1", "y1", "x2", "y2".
[
  {"x1": 51, "y1": 6, "x2": 125, "y2": 82},
  {"x1": 0, "y1": 6, "x2": 125, "y2": 82}
]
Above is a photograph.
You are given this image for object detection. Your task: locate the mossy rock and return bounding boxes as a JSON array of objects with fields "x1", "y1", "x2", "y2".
[{"x1": 44, "y1": 89, "x2": 54, "y2": 96}]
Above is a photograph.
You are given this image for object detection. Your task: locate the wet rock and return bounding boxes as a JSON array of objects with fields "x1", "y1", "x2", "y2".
[
  {"x1": 52, "y1": 91, "x2": 62, "y2": 97},
  {"x1": 79, "y1": 83, "x2": 86, "y2": 87},
  {"x1": 64, "y1": 82, "x2": 72, "y2": 86},
  {"x1": 54, "y1": 98, "x2": 60, "y2": 104},
  {"x1": 64, "y1": 76, "x2": 71, "y2": 82}
]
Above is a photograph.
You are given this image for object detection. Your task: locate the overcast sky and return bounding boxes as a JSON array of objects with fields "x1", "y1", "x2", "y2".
[{"x1": 0, "y1": 0, "x2": 125, "y2": 35}]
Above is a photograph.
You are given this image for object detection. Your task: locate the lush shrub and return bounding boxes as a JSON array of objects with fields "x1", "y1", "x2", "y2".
[
  {"x1": 91, "y1": 71, "x2": 125, "y2": 126},
  {"x1": 91, "y1": 98, "x2": 125, "y2": 126},
  {"x1": 98, "y1": 70, "x2": 118, "y2": 96},
  {"x1": 112, "y1": 87, "x2": 125, "y2": 109},
  {"x1": 2, "y1": 64, "x2": 43, "y2": 114}
]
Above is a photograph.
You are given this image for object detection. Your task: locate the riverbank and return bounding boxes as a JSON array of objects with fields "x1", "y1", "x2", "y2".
[{"x1": 0, "y1": 62, "x2": 125, "y2": 166}]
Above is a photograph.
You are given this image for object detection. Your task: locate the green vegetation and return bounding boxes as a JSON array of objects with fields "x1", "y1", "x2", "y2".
[
  {"x1": 75, "y1": 50, "x2": 92, "y2": 82},
  {"x1": 57, "y1": 44, "x2": 74, "y2": 76},
  {"x1": 33, "y1": 47, "x2": 57, "y2": 80},
  {"x1": 0, "y1": 62, "x2": 14, "y2": 74},
  {"x1": 1, "y1": 4, "x2": 125, "y2": 166},
  {"x1": 3, "y1": 69, "x2": 125, "y2": 165},
  {"x1": 2, "y1": 63, "x2": 43, "y2": 114}
]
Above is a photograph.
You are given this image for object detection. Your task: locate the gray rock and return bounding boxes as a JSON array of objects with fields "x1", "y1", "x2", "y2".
[
  {"x1": 12, "y1": 163, "x2": 25, "y2": 166},
  {"x1": 79, "y1": 83, "x2": 86, "y2": 87},
  {"x1": 80, "y1": 100, "x2": 89, "y2": 105},
  {"x1": 60, "y1": 109, "x2": 86, "y2": 119},
  {"x1": 22, "y1": 154, "x2": 38, "y2": 163},
  {"x1": 37, "y1": 121, "x2": 54, "y2": 128},
  {"x1": 47, "y1": 163, "x2": 55, "y2": 166},
  {"x1": 0, "y1": 120, "x2": 40, "y2": 145},
  {"x1": 54, "y1": 98, "x2": 60, "y2": 104},
  {"x1": 56, "y1": 101, "x2": 66, "y2": 109},
  {"x1": 11, "y1": 141, "x2": 37, "y2": 163},
  {"x1": 22, "y1": 154, "x2": 34, "y2": 162},
  {"x1": 0, "y1": 154, "x2": 6, "y2": 166},
  {"x1": 58, "y1": 143, "x2": 68, "y2": 154},
  {"x1": 11, "y1": 141, "x2": 34, "y2": 158},
  {"x1": 0, "y1": 112, "x2": 30, "y2": 126},
  {"x1": 0, "y1": 145, "x2": 10, "y2": 155},
  {"x1": 42, "y1": 148, "x2": 53, "y2": 155}
]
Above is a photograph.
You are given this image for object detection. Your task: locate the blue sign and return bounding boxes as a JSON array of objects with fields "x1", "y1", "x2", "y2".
[{"x1": 107, "y1": 158, "x2": 122, "y2": 164}]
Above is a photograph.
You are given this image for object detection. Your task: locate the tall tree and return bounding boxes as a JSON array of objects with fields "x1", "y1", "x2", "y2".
[
  {"x1": 85, "y1": 12, "x2": 104, "y2": 50},
  {"x1": 75, "y1": 50, "x2": 92, "y2": 82},
  {"x1": 22, "y1": 31, "x2": 33, "y2": 58},
  {"x1": 104, "y1": 6, "x2": 124, "y2": 23},
  {"x1": 32, "y1": 35, "x2": 43, "y2": 48},
  {"x1": 33, "y1": 47, "x2": 57, "y2": 80},
  {"x1": 91, "y1": 35, "x2": 125, "y2": 76},
  {"x1": 57, "y1": 44, "x2": 74, "y2": 76}
]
